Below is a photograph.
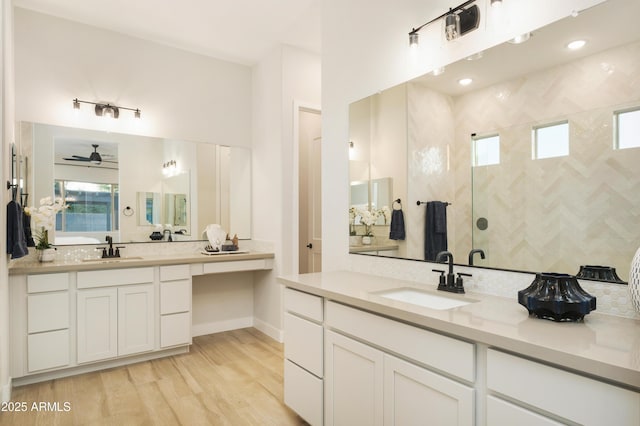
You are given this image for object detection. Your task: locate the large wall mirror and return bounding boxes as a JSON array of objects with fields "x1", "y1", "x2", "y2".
[
  {"x1": 18, "y1": 121, "x2": 251, "y2": 244},
  {"x1": 349, "y1": 0, "x2": 640, "y2": 282}
]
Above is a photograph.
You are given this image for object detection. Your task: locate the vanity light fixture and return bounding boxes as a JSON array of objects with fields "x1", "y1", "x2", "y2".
[
  {"x1": 72, "y1": 98, "x2": 142, "y2": 119},
  {"x1": 490, "y1": 0, "x2": 502, "y2": 6},
  {"x1": 408, "y1": 0, "x2": 480, "y2": 47},
  {"x1": 163, "y1": 160, "x2": 177, "y2": 173},
  {"x1": 432, "y1": 67, "x2": 445, "y2": 76}
]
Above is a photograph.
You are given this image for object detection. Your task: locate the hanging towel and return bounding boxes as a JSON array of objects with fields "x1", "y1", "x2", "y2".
[
  {"x1": 389, "y1": 209, "x2": 406, "y2": 240},
  {"x1": 424, "y1": 201, "x2": 448, "y2": 261},
  {"x1": 7, "y1": 200, "x2": 29, "y2": 259}
]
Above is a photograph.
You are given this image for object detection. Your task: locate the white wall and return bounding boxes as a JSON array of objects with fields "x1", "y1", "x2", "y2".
[
  {"x1": 321, "y1": 0, "x2": 606, "y2": 271},
  {"x1": 1, "y1": 0, "x2": 14, "y2": 404},
  {"x1": 252, "y1": 45, "x2": 321, "y2": 340},
  {"x1": 13, "y1": 8, "x2": 252, "y2": 146}
]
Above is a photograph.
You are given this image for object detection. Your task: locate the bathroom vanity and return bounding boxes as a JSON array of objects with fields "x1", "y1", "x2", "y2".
[
  {"x1": 8, "y1": 250, "x2": 273, "y2": 385},
  {"x1": 280, "y1": 271, "x2": 640, "y2": 426}
]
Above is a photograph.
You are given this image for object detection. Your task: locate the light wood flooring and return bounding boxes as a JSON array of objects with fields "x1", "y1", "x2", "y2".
[{"x1": 1, "y1": 328, "x2": 307, "y2": 426}]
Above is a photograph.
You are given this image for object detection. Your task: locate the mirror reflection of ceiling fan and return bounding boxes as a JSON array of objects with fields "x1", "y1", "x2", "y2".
[{"x1": 62, "y1": 144, "x2": 117, "y2": 165}]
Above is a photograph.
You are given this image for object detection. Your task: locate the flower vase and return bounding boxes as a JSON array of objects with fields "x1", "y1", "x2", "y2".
[
  {"x1": 629, "y1": 247, "x2": 640, "y2": 313},
  {"x1": 38, "y1": 248, "x2": 56, "y2": 262}
]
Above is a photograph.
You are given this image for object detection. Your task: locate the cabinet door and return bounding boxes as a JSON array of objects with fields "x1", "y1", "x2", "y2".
[
  {"x1": 118, "y1": 284, "x2": 155, "y2": 356},
  {"x1": 384, "y1": 354, "x2": 474, "y2": 426},
  {"x1": 325, "y1": 330, "x2": 383, "y2": 426},
  {"x1": 77, "y1": 288, "x2": 118, "y2": 363}
]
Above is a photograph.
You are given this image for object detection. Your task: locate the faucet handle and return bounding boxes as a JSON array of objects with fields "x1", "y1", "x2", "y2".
[
  {"x1": 96, "y1": 246, "x2": 107, "y2": 258},
  {"x1": 115, "y1": 246, "x2": 125, "y2": 257},
  {"x1": 455, "y1": 272, "x2": 472, "y2": 293}
]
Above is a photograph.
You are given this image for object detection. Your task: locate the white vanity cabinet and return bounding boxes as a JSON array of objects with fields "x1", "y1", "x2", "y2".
[
  {"x1": 324, "y1": 301, "x2": 475, "y2": 426},
  {"x1": 283, "y1": 288, "x2": 324, "y2": 426},
  {"x1": 159, "y1": 265, "x2": 192, "y2": 348},
  {"x1": 486, "y1": 349, "x2": 640, "y2": 426},
  {"x1": 76, "y1": 267, "x2": 155, "y2": 363},
  {"x1": 26, "y1": 273, "x2": 71, "y2": 372}
]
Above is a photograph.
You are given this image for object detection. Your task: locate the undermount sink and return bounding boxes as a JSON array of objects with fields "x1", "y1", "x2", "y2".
[
  {"x1": 82, "y1": 256, "x2": 144, "y2": 262},
  {"x1": 373, "y1": 287, "x2": 477, "y2": 310}
]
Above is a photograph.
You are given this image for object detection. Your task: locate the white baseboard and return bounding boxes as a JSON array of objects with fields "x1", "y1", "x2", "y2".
[
  {"x1": 2, "y1": 378, "x2": 11, "y2": 403},
  {"x1": 253, "y1": 318, "x2": 283, "y2": 343},
  {"x1": 191, "y1": 317, "x2": 253, "y2": 337}
]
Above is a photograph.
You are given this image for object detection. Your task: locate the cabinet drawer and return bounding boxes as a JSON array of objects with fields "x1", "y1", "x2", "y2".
[
  {"x1": 27, "y1": 292, "x2": 69, "y2": 333},
  {"x1": 160, "y1": 264, "x2": 191, "y2": 281},
  {"x1": 487, "y1": 349, "x2": 640, "y2": 425},
  {"x1": 28, "y1": 329, "x2": 70, "y2": 372},
  {"x1": 27, "y1": 273, "x2": 69, "y2": 293},
  {"x1": 326, "y1": 301, "x2": 475, "y2": 382},
  {"x1": 160, "y1": 279, "x2": 191, "y2": 314},
  {"x1": 284, "y1": 360, "x2": 323, "y2": 426},
  {"x1": 284, "y1": 312, "x2": 323, "y2": 377},
  {"x1": 487, "y1": 396, "x2": 563, "y2": 426},
  {"x1": 202, "y1": 259, "x2": 266, "y2": 274},
  {"x1": 77, "y1": 267, "x2": 154, "y2": 289},
  {"x1": 284, "y1": 287, "x2": 323, "y2": 322},
  {"x1": 161, "y1": 312, "x2": 192, "y2": 348}
]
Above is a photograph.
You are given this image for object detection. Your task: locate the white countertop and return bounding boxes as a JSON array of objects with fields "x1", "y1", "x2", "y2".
[
  {"x1": 279, "y1": 270, "x2": 640, "y2": 390},
  {"x1": 9, "y1": 251, "x2": 274, "y2": 275}
]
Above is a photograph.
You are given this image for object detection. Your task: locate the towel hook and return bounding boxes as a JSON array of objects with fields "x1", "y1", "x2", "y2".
[{"x1": 393, "y1": 198, "x2": 402, "y2": 210}]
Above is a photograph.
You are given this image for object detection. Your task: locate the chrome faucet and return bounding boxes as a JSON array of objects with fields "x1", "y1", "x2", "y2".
[{"x1": 468, "y1": 249, "x2": 485, "y2": 266}]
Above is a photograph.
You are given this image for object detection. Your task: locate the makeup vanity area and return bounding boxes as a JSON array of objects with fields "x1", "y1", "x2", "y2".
[{"x1": 8, "y1": 247, "x2": 274, "y2": 385}]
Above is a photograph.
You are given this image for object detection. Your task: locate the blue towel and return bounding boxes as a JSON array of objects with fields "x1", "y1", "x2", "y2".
[
  {"x1": 425, "y1": 201, "x2": 448, "y2": 261},
  {"x1": 389, "y1": 209, "x2": 405, "y2": 240},
  {"x1": 7, "y1": 200, "x2": 29, "y2": 259}
]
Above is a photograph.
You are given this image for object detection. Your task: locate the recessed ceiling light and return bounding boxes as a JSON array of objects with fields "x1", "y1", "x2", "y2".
[
  {"x1": 458, "y1": 78, "x2": 473, "y2": 86},
  {"x1": 508, "y1": 33, "x2": 531, "y2": 44},
  {"x1": 567, "y1": 40, "x2": 586, "y2": 50}
]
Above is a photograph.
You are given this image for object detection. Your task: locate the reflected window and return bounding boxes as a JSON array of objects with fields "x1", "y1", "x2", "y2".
[
  {"x1": 472, "y1": 134, "x2": 500, "y2": 167},
  {"x1": 55, "y1": 180, "x2": 119, "y2": 232},
  {"x1": 615, "y1": 107, "x2": 640, "y2": 150},
  {"x1": 533, "y1": 121, "x2": 569, "y2": 159}
]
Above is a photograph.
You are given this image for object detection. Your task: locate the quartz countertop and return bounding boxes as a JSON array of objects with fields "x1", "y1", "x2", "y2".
[
  {"x1": 9, "y1": 251, "x2": 274, "y2": 275},
  {"x1": 279, "y1": 270, "x2": 640, "y2": 390}
]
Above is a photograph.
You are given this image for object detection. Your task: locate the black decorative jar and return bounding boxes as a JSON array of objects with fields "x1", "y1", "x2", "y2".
[
  {"x1": 518, "y1": 273, "x2": 596, "y2": 322},
  {"x1": 576, "y1": 265, "x2": 625, "y2": 284}
]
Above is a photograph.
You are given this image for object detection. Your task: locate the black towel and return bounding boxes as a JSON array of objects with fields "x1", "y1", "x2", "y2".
[
  {"x1": 7, "y1": 200, "x2": 29, "y2": 259},
  {"x1": 389, "y1": 209, "x2": 405, "y2": 240},
  {"x1": 425, "y1": 201, "x2": 448, "y2": 261}
]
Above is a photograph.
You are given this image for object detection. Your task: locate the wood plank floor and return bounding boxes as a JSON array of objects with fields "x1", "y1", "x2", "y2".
[{"x1": 1, "y1": 328, "x2": 307, "y2": 426}]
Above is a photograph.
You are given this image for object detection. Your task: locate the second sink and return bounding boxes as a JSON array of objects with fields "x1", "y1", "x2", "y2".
[{"x1": 373, "y1": 287, "x2": 476, "y2": 310}]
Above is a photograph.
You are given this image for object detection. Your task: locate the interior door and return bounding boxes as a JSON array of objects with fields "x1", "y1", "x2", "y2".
[{"x1": 299, "y1": 108, "x2": 322, "y2": 273}]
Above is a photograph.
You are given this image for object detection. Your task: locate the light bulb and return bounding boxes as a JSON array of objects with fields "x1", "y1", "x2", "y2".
[{"x1": 445, "y1": 12, "x2": 460, "y2": 41}]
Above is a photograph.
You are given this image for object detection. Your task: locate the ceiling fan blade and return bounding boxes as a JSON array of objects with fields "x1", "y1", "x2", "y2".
[{"x1": 63, "y1": 157, "x2": 90, "y2": 162}]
